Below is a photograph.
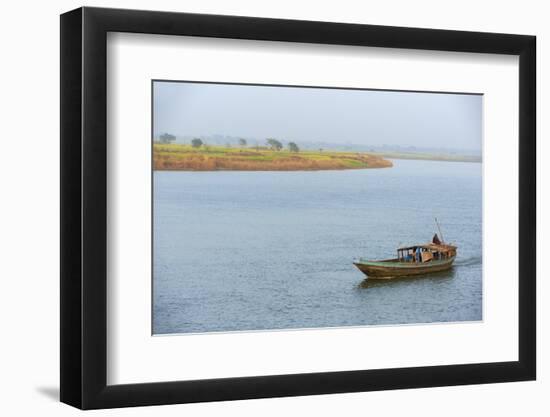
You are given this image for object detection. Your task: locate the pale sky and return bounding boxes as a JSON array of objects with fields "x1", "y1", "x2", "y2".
[{"x1": 153, "y1": 81, "x2": 482, "y2": 152}]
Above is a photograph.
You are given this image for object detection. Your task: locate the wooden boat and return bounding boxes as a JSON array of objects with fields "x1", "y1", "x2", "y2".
[{"x1": 354, "y1": 242, "x2": 457, "y2": 280}]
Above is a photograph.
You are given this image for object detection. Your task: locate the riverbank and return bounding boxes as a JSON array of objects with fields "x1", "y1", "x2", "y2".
[{"x1": 153, "y1": 143, "x2": 393, "y2": 171}]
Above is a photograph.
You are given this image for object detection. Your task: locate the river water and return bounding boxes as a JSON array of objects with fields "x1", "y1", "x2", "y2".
[{"x1": 153, "y1": 159, "x2": 482, "y2": 334}]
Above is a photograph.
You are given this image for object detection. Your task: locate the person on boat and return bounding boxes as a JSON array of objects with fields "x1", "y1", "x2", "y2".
[{"x1": 432, "y1": 233, "x2": 441, "y2": 245}]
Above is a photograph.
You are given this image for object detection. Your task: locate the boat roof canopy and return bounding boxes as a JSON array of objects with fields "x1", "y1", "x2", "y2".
[{"x1": 398, "y1": 243, "x2": 457, "y2": 252}]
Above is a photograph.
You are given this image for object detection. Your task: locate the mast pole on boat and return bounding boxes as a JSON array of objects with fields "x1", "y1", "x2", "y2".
[{"x1": 435, "y1": 217, "x2": 445, "y2": 243}]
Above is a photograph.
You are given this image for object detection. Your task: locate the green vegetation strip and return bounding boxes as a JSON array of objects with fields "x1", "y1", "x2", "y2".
[{"x1": 153, "y1": 143, "x2": 393, "y2": 171}]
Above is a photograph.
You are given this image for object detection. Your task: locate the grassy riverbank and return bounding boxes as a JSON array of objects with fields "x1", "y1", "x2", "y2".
[{"x1": 153, "y1": 143, "x2": 393, "y2": 171}]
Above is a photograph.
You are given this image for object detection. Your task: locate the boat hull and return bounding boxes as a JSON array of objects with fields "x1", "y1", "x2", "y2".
[{"x1": 354, "y1": 256, "x2": 456, "y2": 279}]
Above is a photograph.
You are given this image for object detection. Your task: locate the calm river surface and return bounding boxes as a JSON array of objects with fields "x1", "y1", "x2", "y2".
[{"x1": 153, "y1": 159, "x2": 482, "y2": 334}]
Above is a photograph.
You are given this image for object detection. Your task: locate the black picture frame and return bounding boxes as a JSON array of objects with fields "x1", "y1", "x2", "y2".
[{"x1": 60, "y1": 6, "x2": 536, "y2": 410}]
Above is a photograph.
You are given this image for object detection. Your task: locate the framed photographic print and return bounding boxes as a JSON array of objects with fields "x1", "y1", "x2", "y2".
[{"x1": 60, "y1": 7, "x2": 536, "y2": 409}]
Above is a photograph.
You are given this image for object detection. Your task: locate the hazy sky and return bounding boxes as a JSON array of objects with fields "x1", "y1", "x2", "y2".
[{"x1": 153, "y1": 81, "x2": 482, "y2": 151}]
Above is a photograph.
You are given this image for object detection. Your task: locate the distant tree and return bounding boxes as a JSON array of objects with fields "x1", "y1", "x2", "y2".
[
  {"x1": 238, "y1": 138, "x2": 247, "y2": 148},
  {"x1": 288, "y1": 142, "x2": 300, "y2": 153},
  {"x1": 266, "y1": 138, "x2": 283, "y2": 151},
  {"x1": 159, "y1": 133, "x2": 176, "y2": 144},
  {"x1": 319, "y1": 148, "x2": 323, "y2": 153},
  {"x1": 191, "y1": 138, "x2": 203, "y2": 148}
]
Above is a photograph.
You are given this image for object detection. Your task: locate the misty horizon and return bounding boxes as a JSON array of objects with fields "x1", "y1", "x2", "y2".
[{"x1": 153, "y1": 81, "x2": 483, "y2": 153}]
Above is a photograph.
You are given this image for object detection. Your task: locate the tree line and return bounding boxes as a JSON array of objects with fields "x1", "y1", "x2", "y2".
[{"x1": 158, "y1": 133, "x2": 300, "y2": 152}]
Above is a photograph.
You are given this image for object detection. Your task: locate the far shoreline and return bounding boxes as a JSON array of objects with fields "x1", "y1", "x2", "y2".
[
  {"x1": 369, "y1": 152, "x2": 481, "y2": 163},
  {"x1": 153, "y1": 143, "x2": 480, "y2": 172}
]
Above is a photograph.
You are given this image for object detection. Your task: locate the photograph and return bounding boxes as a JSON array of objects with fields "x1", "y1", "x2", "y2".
[{"x1": 152, "y1": 80, "x2": 483, "y2": 335}]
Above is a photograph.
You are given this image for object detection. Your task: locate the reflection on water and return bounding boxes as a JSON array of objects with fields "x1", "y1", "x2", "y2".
[{"x1": 153, "y1": 159, "x2": 482, "y2": 334}]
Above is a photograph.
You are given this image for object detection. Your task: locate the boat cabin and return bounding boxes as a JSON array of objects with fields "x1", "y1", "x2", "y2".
[{"x1": 397, "y1": 243, "x2": 457, "y2": 263}]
